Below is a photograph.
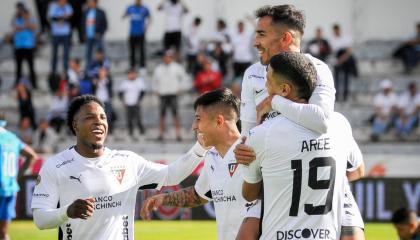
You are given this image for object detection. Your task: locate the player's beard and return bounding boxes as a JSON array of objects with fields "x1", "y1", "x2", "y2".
[{"x1": 90, "y1": 143, "x2": 103, "y2": 150}]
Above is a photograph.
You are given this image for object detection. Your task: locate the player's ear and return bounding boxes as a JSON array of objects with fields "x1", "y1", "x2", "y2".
[
  {"x1": 216, "y1": 114, "x2": 224, "y2": 127},
  {"x1": 279, "y1": 83, "x2": 291, "y2": 97},
  {"x1": 72, "y1": 120, "x2": 78, "y2": 133}
]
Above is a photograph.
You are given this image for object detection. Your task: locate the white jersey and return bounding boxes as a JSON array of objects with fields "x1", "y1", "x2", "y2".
[
  {"x1": 195, "y1": 140, "x2": 261, "y2": 240},
  {"x1": 240, "y1": 54, "x2": 335, "y2": 134},
  {"x1": 32, "y1": 145, "x2": 204, "y2": 240},
  {"x1": 243, "y1": 112, "x2": 357, "y2": 240}
]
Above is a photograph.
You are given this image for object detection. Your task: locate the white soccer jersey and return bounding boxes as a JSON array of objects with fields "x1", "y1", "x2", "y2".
[
  {"x1": 195, "y1": 140, "x2": 261, "y2": 240},
  {"x1": 32, "y1": 145, "x2": 204, "y2": 240},
  {"x1": 243, "y1": 112, "x2": 357, "y2": 240},
  {"x1": 240, "y1": 54, "x2": 335, "y2": 134}
]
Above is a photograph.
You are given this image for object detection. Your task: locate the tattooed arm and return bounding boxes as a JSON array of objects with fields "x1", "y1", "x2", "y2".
[{"x1": 140, "y1": 186, "x2": 208, "y2": 220}]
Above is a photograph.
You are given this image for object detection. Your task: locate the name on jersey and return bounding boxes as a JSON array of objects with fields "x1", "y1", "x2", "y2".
[
  {"x1": 94, "y1": 195, "x2": 122, "y2": 210},
  {"x1": 301, "y1": 138, "x2": 330, "y2": 152},
  {"x1": 277, "y1": 228, "x2": 332, "y2": 240},
  {"x1": 211, "y1": 189, "x2": 237, "y2": 203}
]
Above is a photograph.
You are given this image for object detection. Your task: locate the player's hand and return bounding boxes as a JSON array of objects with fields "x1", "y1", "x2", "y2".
[
  {"x1": 256, "y1": 96, "x2": 273, "y2": 124},
  {"x1": 67, "y1": 198, "x2": 95, "y2": 220},
  {"x1": 234, "y1": 136, "x2": 256, "y2": 166},
  {"x1": 140, "y1": 194, "x2": 165, "y2": 220}
]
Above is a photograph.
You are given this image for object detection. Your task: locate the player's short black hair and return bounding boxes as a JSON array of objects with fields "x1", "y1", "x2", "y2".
[
  {"x1": 391, "y1": 207, "x2": 416, "y2": 225},
  {"x1": 67, "y1": 95, "x2": 105, "y2": 136},
  {"x1": 194, "y1": 88, "x2": 240, "y2": 120},
  {"x1": 255, "y1": 4, "x2": 306, "y2": 36},
  {"x1": 269, "y1": 52, "x2": 316, "y2": 101}
]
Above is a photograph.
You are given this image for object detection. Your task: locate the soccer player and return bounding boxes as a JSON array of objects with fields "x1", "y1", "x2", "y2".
[
  {"x1": 392, "y1": 207, "x2": 420, "y2": 240},
  {"x1": 140, "y1": 88, "x2": 261, "y2": 240},
  {"x1": 0, "y1": 113, "x2": 37, "y2": 240},
  {"x1": 31, "y1": 95, "x2": 207, "y2": 240},
  {"x1": 234, "y1": 5, "x2": 364, "y2": 239},
  {"x1": 242, "y1": 52, "x2": 358, "y2": 239}
]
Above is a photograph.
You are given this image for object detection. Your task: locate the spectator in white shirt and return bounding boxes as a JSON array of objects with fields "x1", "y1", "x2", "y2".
[
  {"x1": 371, "y1": 79, "x2": 398, "y2": 141},
  {"x1": 93, "y1": 67, "x2": 114, "y2": 134},
  {"x1": 152, "y1": 50, "x2": 187, "y2": 141},
  {"x1": 186, "y1": 17, "x2": 202, "y2": 74},
  {"x1": 330, "y1": 24, "x2": 358, "y2": 102},
  {"x1": 231, "y1": 21, "x2": 254, "y2": 79},
  {"x1": 396, "y1": 82, "x2": 420, "y2": 137},
  {"x1": 47, "y1": 89, "x2": 68, "y2": 134},
  {"x1": 119, "y1": 69, "x2": 146, "y2": 140},
  {"x1": 32, "y1": 119, "x2": 58, "y2": 154}
]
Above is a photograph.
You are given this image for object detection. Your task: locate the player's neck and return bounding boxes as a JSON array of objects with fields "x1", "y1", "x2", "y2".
[
  {"x1": 74, "y1": 144, "x2": 104, "y2": 159},
  {"x1": 215, "y1": 130, "x2": 240, "y2": 158}
]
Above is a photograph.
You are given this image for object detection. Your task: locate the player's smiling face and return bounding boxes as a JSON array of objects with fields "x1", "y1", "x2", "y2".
[
  {"x1": 254, "y1": 16, "x2": 284, "y2": 65},
  {"x1": 192, "y1": 106, "x2": 216, "y2": 148},
  {"x1": 74, "y1": 102, "x2": 108, "y2": 151}
]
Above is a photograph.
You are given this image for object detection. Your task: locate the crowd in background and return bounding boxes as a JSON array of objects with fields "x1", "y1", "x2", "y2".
[{"x1": 1, "y1": 0, "x2": 420, "y2": 149}]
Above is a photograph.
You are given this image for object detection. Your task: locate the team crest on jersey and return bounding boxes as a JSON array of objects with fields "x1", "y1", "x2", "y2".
[
  {"x1": 111, "y1": 166, "x2": 126, "y2": 184},
  {"x1": 228, "y1": 163, "x2": 238, "y2": 177}
]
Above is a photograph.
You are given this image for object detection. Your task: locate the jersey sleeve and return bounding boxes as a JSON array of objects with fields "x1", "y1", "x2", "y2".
[
  {"x1": 194, "y1": 155, "x2": 212, "y2": 201},
  {"x1": 346, "y1": 137, "x2": 363, "y2": 172},
  {"x1": 136, "y1": 142, "x2": 206, "y2": 190},
  {"x1": 240, "y1": 69, "x2": 257, "y2": 134},
  {"x1": 242, "y1": 126, "x2": 266, "y2": 184},
  {"x1": 271, "y1": 61, "x2": 335, "y2": 134},
  {"x1": 31, "y1": 159, "x2": 60, "y2": 209}
]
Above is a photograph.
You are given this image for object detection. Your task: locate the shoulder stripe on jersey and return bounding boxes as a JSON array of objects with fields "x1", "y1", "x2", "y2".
[
  {"x1": 139, "y1": 183, "x2": 158, "y2": 190},
  {"x1": 204, "y1": 190, "x2": 212, "y2": 199}
]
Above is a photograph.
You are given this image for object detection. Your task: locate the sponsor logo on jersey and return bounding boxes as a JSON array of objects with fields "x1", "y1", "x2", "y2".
[
  {"x1": 111, "y1": 166, "x2": 126, "y2": 184},
  {"x1": 33, "y1": 193, "x2": 49, "y2": 197},
  {"x1": 248, "y1": 74, "x2": 265, "y2": 80},
  {"x1": 245, "y1": 200, "x2": 258, "y2": 211},
  {"x1": 228, "y1": 163, "x2": 238, "y2": 177},
  {"x1": 277, "y1": 228, "x2": 332, "y2": 240},
  {"x1": 36, "y1": 175, "x2": 41, "y2": 185},
  {"x1": 56, "y1": 158, "x2": 74, "y2": 168},
  {"x1": 69, "y1": 174, "x2": 82, "y2": 183},
  {"x1": 211, "y1": 189, "x2": 237, "y2": 203},
  {"x1": 262, "y1": 111, "x2": 281, "y2": 122},
  {"x1": 122, "y1": 215, "x2": 129, "y2": 240},
  {"x1": 255, "y1": 88, "x2": 264, "y2": 94},
  {"x1": 65, "y1": 223, "x2": 72, "y2": 240},
  {"x1": 94, "y1": 195, "x2": 122, "y2": 210}
]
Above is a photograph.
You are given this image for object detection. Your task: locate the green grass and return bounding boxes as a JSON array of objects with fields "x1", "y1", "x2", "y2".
[{"x1": 10, "y1": 220, "x2": 395, "y2": 240}]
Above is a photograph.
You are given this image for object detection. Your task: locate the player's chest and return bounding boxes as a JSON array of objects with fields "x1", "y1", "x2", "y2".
[
  {"x1": 251, "y1": 76, "x2": 269, "y2": 105},
  {"x1": 57, "y1": 161, "x2": 137, "y2": 197},
  {"x1": 207, "y1": 154, "x2": 243, "y2": 193}
]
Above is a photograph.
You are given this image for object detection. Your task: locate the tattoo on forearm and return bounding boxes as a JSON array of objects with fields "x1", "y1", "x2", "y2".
[{"x1": 162, "y1": 186, "x2": 206, "y2": 208}]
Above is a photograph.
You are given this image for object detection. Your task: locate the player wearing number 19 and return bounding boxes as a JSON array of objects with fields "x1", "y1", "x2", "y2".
[
  {"x1": 0, "y1": 113, "x2": 37, "y2": 240},
  {"x1": 242, "y1": 52, "x2": 353, "y2": 240}
]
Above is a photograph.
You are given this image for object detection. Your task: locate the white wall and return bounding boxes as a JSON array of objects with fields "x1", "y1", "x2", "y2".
[{"x1": 1, "y1": 0, "x2": 419, "y2": 43}]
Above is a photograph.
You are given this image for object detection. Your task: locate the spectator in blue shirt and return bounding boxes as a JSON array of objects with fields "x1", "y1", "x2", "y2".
[
  {"x1": 48, "y1": 0, "x2": 73, "y2": 75},
  {"x1": 12, "y1": 2, "x2": 38, "y2": 89},
  {"x1": 82, "y1": 0, "x2": 108, "y2": 68},
  {"x1": 0, "y1": 113, "x2": 37, "y2": 240},
  {"x1": 123, "y1": 0, "x2": 151, "y2": 69}
]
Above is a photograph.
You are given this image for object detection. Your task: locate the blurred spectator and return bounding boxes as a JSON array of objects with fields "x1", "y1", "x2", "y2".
[
  {"x1": 192, "y1": 51, "x2": 207, "y2": 78},
  {"x1": 16, "y1": 82, "x2": 37, "y2": 130},
  {"x1": 395, "y1": 82, "x2": 420, "y2": 138},
  {"x1": 32, "y1": 119, "x2": 58, "y2": 153},
  {"x1": 231, "y1": 21, "x2": 253, "y2": 79},
  {"x1": 34, "y1": 0, "x2": 52, "y2": 34},
  {"x1": 123, "y1": 0, "x2": 151, "y2": 70},
  {"x1": 370, "y1": 79, "x2": 398, "y2": 141},
  {"x1": 48, "y1": 0, "x2": 73, "y2": 75},
  {"x1": 157, "y1": 0, "x2": 188, "y2": 55},
  {"x1": 391, "y1": 207, "x2": 420, "y2": 240},
  {"x1": 15, "y1": 117, "x2": 34, "y2": 145},
  {"x1": 83, "y1": 0, "x2": 108, "y2": 67},
  {"x1": 186, "y1": 17, "x2": 203, "y2": 74},
  {"x1": 393, "y1": 23, "x2": 420, "y2": 74},
  {"x1": 211, "y1": 19, "x2": 231, "y2": 53},
  {"x1": 305, "y1": 27, "x2": 331, "y2": 62},
  {"x1": 152, "y1": 50, "x2": 186, "y2": 141},
  {"x1": 67, "y1": 58, "x2": 83, "y2": 99},
  {"x1": 68, "y1": 0, "x2": 86, "y2": 44},
  {"x1": 93, "y1": 67, "x2": 114, "y2": 134},
  {"x1": 118, "y1": 69, "x2": 146, "y2": 140},
  {"x1": 47, "y1": 89, "x2": 68, "y2": 133},
  {"x1": 330, "y1": 24, "x2": 358, "y2": 102},
  {"x1": 86, "y1": 49, "x2": 110, "y2": 79},
  {"x1": 194, "y1": 59, "x2": 222, "y2": 95},
  {"x1": 210, "y1": 42, "x2": 229, "y2": 77},
  {"x1": 12, "y1": 3, "x2": 38, "y2": 89}
]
